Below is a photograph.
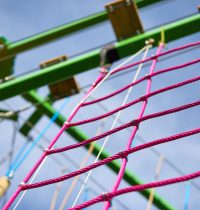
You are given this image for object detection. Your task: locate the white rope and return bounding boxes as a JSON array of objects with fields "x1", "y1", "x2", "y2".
[
  {"x1": 11, "y1": 44, "x2": 148, "y2": 209},
  {"x1": 72, "y1": 44, "x2": 151, "y2": 207},
  {"x1": 13, "y1": 157, "x2": 47, "y2": 210},
  {"x1": 3, "y1": 102, "x2": 124, "y2": 209},
  {"x1": 64, "y1": 45, "x2": 148, "y2": 124},
  {"x1": 58, "y1": 118, "x2": 107, "y2": 210}
]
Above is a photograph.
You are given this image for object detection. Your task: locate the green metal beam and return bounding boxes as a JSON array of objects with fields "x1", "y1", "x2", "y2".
[
  {"x1": 0, "y1": 36, "x2": 15, "y2": 79},
  {"x1": 19, "y1": 109, "x2": 43, "y2": 136},
  {"x1": 4, "y1": 12, "x2": 107, "y2": 57},
  {"x1": 19, "y1": 94, "x2": 52, "y2": 136},
  {"x1": 0, "y1": 14, "x2": 199, "y2": 101},
  {"x1": 0, "y1": 0, "x2": 162, "y2": 59},
  {"x1": 0, "y1": 109, "x2": 18, "y2": 121},
  {"x1": 23, "y1": 90, "x2": 175, "y2": 210}
]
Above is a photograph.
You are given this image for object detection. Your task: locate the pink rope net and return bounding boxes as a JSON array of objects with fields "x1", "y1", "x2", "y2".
[{"x1": 3, "y1": 40, "x2": 200, "y2": 210}]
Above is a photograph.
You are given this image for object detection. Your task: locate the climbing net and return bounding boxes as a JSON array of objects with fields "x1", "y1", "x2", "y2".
[{"x1": 3, "y1": 40, "x2": 200, "y2": 210}]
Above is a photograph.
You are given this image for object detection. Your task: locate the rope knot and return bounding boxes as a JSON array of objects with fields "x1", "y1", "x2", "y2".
[
  {"x1": 145, "y1": 38, "x2": 155, "y2": 46},
  {"x1": 100, "y1": 66, "x2": 109, "y2": 74},
  {"x1": 43, "y1": 148, "x2": 50, "y2": 154},
  {"x1": 18, "y1": 182, "x2": 26, "y2": 189},
  {"x1": 8, "y1": 171, "x2": 14, "y2": 179},
  {"x1": 140, "y1": 95, "x2": 148, "y2": 102},
  {"x1": 145, "y1": 74, "x2": 151, "y2": 80},
  {"x1": 101, "y1": 192, "x2": 112, "y2": 206},
  {"x1": 64, "y1": 121, "x2": 71, "y2": 128},
  {"x1": 131, "y1": 120, "x2": 139, "y2": 128},
  {"x1": 119, "y1": 151, "x2": 128, "y2": 161},
  {"x1": 151, "y1": 54, "x2": 158, "y2": 60}
]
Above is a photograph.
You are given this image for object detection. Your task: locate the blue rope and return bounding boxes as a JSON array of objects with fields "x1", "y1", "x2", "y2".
[
  {"x1": 6, "y1": 97, "x2": 69, "y2": 178},
  {"x1": 6, "y1": 142, "x2": 29, "y2": 177},
  {"x1": 183, "y1": 181, "x2": 191, "y2": 210}
]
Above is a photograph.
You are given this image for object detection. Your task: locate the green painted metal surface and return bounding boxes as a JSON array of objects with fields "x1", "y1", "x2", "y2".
[
  {"x1": 19, "y1": 110, "x2": 44, "y2": 136},
  {"x1": 0, "y1": 14, "x2": 199, "y2": 100},
  {"x1": 22, "y1": 90, "x2": 176, "y2": 210},
  {"x1": 0, "y1": 37, "x2": 15, "y2": 79},
  {"x1": 0, "y1": 2, "x2": 196, "y2": 209},
  {"x1": 19, "y1": 94, "x2": 52, "y2": 136},
  {"x1": 0, "y1": 109, "x2": 18, "y2": 121},
  {"x1": 0, "y1": 0, "x2": 162, "y2": 59},
  {"x1": 18, "y1": 1, "x2": 166, "y2": 141}
]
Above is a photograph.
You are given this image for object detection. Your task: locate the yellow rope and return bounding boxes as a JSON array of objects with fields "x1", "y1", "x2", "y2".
[
  {"x1": 160, "y1": 27, "x2": 167, "y2": 48},
  {"x1": 161, "y1": 27, "x2": 165, "y2": 43},
  {"x1": 50, "y1": 44, "x2": 150, "y2": 210},
  {"x1": 49, "y1": 172, "x2": 65, "y2": 210},
  {"x1": 146, "y1": 155, "x2": 165, "y2": 210},
  {"x1": 58, "y1": 144, "x2": 95, "y2": 210}
]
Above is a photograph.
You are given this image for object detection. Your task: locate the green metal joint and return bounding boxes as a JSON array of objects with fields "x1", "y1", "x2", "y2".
[
  {"x1": 0, "y1": 14, "x2": 200, "y2": 101},
  {"x1": 22, "y1": 90, "x2": 176, "y2": 210},
  {"x1": 0, "y1": 36, "x2": 15, "y2": 79}
]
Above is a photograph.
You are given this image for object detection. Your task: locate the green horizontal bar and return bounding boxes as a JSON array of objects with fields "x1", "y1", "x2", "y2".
[
  {"x1": 6, "y1": 12, "x2": 107, "y2": 56},
  {"x1": 0, "y1": 14, "x2": 199, "y2": 101},
  {"x1": 22, "y1": 90, "x2": 175, "y2": 210},
  {"x1": 0, "y1": 0, "x2": 161, "y2": 58}
]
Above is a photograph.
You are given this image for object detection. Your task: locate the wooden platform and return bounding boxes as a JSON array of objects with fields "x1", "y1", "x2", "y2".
[
  {"x1": 40, "y1": 55, "x2": 79, "y2": 100},
  {"x1": 105, "y1": 0, "x2": 144, "y2": 40}
]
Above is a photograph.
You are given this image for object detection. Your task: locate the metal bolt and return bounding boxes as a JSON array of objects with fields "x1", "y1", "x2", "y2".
[
  {"x1": 108, "y1": 5, "x2": 114, "y2": 12},
  {"x1": 126, "y1": 0, "x2": 131, "y2": 6}
]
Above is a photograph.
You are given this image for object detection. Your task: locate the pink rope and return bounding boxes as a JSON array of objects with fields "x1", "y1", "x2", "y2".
[
  {"x1": 19, "y1": 127, "x2": 200, "y2": 190},
  {"x1": 3, "y1": 41, "x2": 200, "y2": 209},
  {"x1": 103, "y1": 43, "x2": 164, "y2": 210},
  {"x1": 47, "y1": 99, "x2": 200, "y2": 155},
  {"x1": 110, "y1": 41, "x2": 200, "y2": 76},
  {"x1": 71, "y1": 170, "x2": 200, "y2": 209},
  {"x1": 2, "y1": 70, "x2": 107, "y2": 210},
  {"x1": 82, "y1": 58, "x2": 200, "y2": 106},
  {"x1": 66, "y1": 74, "x2": 200, "y2": 128}
]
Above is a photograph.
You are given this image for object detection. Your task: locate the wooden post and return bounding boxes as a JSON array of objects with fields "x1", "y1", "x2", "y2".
[{"x1": 0, "y1": 176, "x2": 10, "y2": 197}]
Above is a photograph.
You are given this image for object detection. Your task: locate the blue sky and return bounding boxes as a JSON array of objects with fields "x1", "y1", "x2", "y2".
[{"x1": 0, "y1": 0, "x2": 200, "y2": 209}]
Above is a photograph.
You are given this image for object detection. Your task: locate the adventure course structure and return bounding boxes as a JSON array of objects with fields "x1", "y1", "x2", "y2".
[{"x1": 0, "y1": 0, "x2": 200, "y2": 209}]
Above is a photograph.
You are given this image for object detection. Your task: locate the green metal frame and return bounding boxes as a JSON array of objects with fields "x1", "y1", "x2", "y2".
[
  {"x1": 18, "y1": 0, "x2": 164, "y2": 138},
  {"x1": 19, "y1": 109, "x2": 44, "y2": 136},
  {"x1": 23, "y1": 90, "x2": 175, "y2": 210},
  {"x1": 19, "y1": 95, "x2": 52, "y2": 136},
  {"x1": 0, "y1": 36, "x2": 15, "y2": 79},
  {"x1": 0, "y1": 0, "x2": 162, "y2": 60},
  {"x1": 0, "y1": 109, "x2": 18, "y2": 121},
  {"x1": 0, "y1": 14, "x2": 199, "y2": 100},
  {"x1": 0, "y1": 2, "x2": 198, "y2": 209}
]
